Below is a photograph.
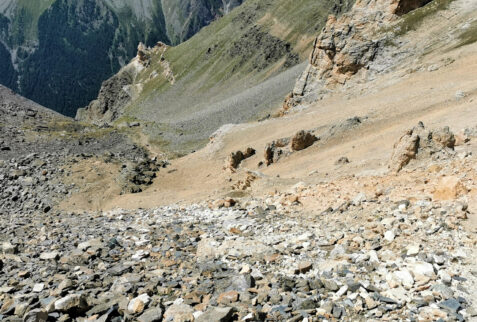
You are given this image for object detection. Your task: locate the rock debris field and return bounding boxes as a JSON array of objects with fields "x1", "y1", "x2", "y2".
[
  {"x1": 0, "y1": 85, "x2": 476, "y2": 321},
  {"x1": 1, "y1": 189, "x2": 476, "y2": 321},
  {"x1": 0, "y1": 90, "x2": 476, "y2": 321}
]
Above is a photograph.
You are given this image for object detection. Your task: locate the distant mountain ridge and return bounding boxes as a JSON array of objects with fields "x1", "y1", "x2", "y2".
[
  {"x1": 77, "y1": 0, "x2": 355, "y2": 156},
  {"x1": 0, "y1": 0, "x2": 243, "y2": 116}
]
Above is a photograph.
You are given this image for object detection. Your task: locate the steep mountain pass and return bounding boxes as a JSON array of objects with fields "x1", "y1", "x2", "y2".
[
  {"x1": 0, "y1": 0, "x2": 242, "y2": 116},
  {"x1": 77, "y1": 0, "x2": 355, "y2": 156}
]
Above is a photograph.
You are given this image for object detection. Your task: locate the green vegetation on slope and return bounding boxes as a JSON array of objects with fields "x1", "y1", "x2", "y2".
[
  {"x1": 115, "y1": 0, "x2": 354, "y2": 154},
  {"x1": 387, "y1": 0, "x2": 455, "y2": 36},
  {"x1": 0, "y1": 42, "x2": 17, "y2": 90},
  {"x1": 20, "y1": 0, "x2": 120, "y2": 116},
  {"x1": 0, "y1": 0, "x2": 241, "y2": 116},
  {"x1": 11, "y1": 0, "x2": 55, "y2": 44},
  {"x1": 136, "y1": 0, "x2": 352, "y2": 100},
  {"x1": 161, "y1": 0, "x2": 244, "y2": 45}
]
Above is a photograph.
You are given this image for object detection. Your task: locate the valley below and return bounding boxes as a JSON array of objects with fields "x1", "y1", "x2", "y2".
[{"x1": 0, "y1": 0, "x2": 477, "y2": 321}]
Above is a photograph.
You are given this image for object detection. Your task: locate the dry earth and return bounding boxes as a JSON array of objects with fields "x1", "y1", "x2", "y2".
[
  {"x1": 2, "y1": 1, "x2": 476, "y2": 321},
  {"x1": 62, "y1": 33, "x2": 477, "y2": 216}
]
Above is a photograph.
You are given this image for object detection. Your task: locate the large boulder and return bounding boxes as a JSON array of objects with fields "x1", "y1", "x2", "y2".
[
  {"x1": 389, "y1": 129, "x2": 420, "y2": 173},
  {"x1": 196, "y1": 307, "x2": 234, "y2": 322},
  {"x1": 264, "y1": 138, "x2": 290, "y2": 166},
  {"x1": 389, "y1": 123, "x2": 456, "y2": 173},
  {"x1": 226, "y1": 147, "x2": 256, "y2": 170},
  {"x1": 163, "y1": 303, "x2": 194, "y2": 321},
  {"x1": 76, "y1": 70, "x2": 133, "y2": 124},
  {"x1": 264, "y1": 131, "x2": 318, "y2": 165},
  {"x1": 291, "y1": 130, "x2": 318, "y2": 151},
  {"x1": 138, "y1": 307, "x2": 163, "y2": 322},
  {"x1": 54, "y1": 294, "x2": 89, "y2": 315}
]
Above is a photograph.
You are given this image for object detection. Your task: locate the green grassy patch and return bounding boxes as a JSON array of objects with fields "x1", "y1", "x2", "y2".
[
  {"x1": 132, "y1": 0, "x2": 345, "y2": 102},
  {"x1": 37, "y1": 119, "x2": 119, "y2": 141},
  {"x1": 12, "y1": 0, "x2": 55, "y2": 42},
  {"x1": 387, "y1": 0, "x2": 455, "y2": 37}
]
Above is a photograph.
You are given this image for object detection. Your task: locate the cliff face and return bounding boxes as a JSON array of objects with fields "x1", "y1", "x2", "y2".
[
  {"x1": 284, "y1": 0, "x2": 432, "y2": 109},
  {"x1": 0, "y1": 0, "x2": 242, "y2": 116},
  {"x1": 76, "y1": 43, "x2": 165, "y2": 124}
]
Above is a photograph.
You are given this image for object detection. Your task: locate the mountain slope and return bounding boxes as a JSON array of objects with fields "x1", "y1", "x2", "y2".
[
  {"x1": 161, "y1": 0, "x2": 244, "y2": 45},
  {"x1": 81, "y1": 0, "x2": 477, "y2": 215},
  {"x1": 0, "y1": 0, "x2": 243, "y2": 116},
  {"x1": 1, "y1": 1, "x2": 477, "y2": 321},
  {"x1": 78, "y1": 0, "x2": 355, "y2": 155},
  {"x1": 0, "y1": 84, "x2": 155, "y2": 214}
]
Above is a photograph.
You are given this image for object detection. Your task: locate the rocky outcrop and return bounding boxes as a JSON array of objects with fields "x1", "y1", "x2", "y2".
[
  {"x1": 76, "y1": 42, "x2": 171, "y2": 124},
  {"x1": 118, "y1": 158, "x2": 168, "y2": 194},
  {"x1": 136, "y1": 42, "x2": 149, "y2": 64},
  {"x1": 389, "y1": 128, "x2": 420, "y2": 173},
  {"x1": 226, "y1": 147, "x2": 256, "y2": 170},
  {"x1": 264, "y1": 137, "x2": 291, "y2": 166},
  {"x1": 231, "y1": 171, "x2": 258, "y2": 190},
  {"x1": 76, "y1": 70, "x2": 134, "y2": 124},
  {"x1": 389, "y1": 122, "x2": 456, "y2": 173},
  {"x1": 291, "y1": 130, "x2": 318, "y2": 151},
  {"x1": 284, "y1": 0, "x2": 432, "y2": 109},
  {"x1": 264, "y1": 130, "x2": 318, "y2": 166}
]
